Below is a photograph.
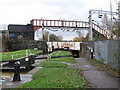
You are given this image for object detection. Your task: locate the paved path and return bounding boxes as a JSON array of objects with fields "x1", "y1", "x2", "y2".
[{"x1": 70, "y1": 58, "x2": 119, "y2": 88}]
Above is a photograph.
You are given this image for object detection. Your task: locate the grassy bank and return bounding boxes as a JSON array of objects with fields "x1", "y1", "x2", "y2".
[
  {"x1": 50, "y1": 51, "x2": 72, "y2": 56},
  {"x1": 87, "y1": 58, "x2": 119, "y2": 77},
  {"x1": 45, "y1": 51, "x2": 76, "y2": 63},
  {"x1": 40, "y1": 62, "x2": 68, "y2": 68},
  {"x1": 0, "y1": 49, "x2": 42, "y2": 61},
  {"x1": 19, "y1": 68, "x2": 89, "y2": 88},
  {"x1": 18, "y1": 51, "x2": 89, "y2": 88}
]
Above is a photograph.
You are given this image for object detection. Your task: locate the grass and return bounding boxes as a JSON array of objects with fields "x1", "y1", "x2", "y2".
[
  {"x1": 40, "y1": 62, "x2": 68, "y2": 68},
  {"x1": 18, "y1": 50, "x2": 89, "y2": 88},
  {"x1": 18, "y1": 68, "x2": 89, "y2": 88},
  {"x1": 46, "y1": 57, "x2": 76, "y2": 63},
  {"x1": 0, "y1": 49, "x2": 42, "y2": 61},
  {"x1": 45, "y1": 51, "x2": 76, "y2": 63},
  {"x1": 51, "y1": 51, "x2": 72, "y2": 56},
  {"x1": 87, "y1": 58, "x2": 119, "y2": 77}
]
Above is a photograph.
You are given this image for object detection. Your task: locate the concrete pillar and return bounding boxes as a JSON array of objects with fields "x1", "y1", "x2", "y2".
[{"x1": 89, "y1": 10, "x2": 93, "y2": 41}]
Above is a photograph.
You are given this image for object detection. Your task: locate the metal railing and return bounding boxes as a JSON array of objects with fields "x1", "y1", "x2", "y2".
[{"x1": 92, "y1": 23, "x2": 116, "y2": 39}]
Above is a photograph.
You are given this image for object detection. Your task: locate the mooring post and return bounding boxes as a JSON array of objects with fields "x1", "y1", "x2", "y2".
[
  {"x1": 90, "y1": 48, "x2": 93, "y2": 59},
  {"x1": 13, "y1": 61, "x2": 21, "y2": 82}
]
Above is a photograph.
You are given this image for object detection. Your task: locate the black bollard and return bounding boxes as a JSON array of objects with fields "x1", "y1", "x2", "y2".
[
  {"x1": 90, "y1": 48, "x2": 94, "y2": 59},
  {"x1": 13, "y1": 61, "x2": 21, "y2": 82}
]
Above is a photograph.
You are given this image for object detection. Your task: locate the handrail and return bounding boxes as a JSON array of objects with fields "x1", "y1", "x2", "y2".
[{"x1": 92, "y1": 23, "x2": 116, "y2": 39}]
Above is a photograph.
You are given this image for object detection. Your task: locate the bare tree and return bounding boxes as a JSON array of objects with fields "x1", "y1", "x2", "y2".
[
  {"x1": 101, "y1": 14, "x2": 110, "y2": 30},
  {"x1": 76, "y1": 30, "x2": 84, "y2": 38}
]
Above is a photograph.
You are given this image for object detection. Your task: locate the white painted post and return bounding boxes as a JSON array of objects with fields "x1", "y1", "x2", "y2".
[
  {"x1": 12, "y1": 55, "x2": 14, "y2": 59},
  {"x1": 26, "y1": 49, "x2": 29, "y2": 56}
]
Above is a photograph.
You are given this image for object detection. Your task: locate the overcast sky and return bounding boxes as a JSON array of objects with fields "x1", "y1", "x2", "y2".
[
  {"x1": 0, "y1": 0, "x2": 118, "y2": 40},
  {"x1": 0, "y1": 0, "x2": 118, "y2": 24}
]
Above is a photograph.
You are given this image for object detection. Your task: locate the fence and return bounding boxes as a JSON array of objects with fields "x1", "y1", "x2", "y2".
[{"x1": 94, "y1": 40, "x2": 120, "y2": 71}]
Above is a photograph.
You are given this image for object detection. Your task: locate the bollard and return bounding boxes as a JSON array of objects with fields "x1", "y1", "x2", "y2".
[
  {"x1": 90, "y1": 49, "x2": 93, "y2": 59},
  {"x1": 25, "y1": 57, "x2": 32, "y2": 70},
  {"x1": 13, "y1": 61, "x2": 21, "y2": 82}
]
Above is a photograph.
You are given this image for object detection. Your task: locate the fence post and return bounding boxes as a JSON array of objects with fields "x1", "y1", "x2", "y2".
[{"x1": 12, "y1": 55, "x2": 14, "y2": 59}]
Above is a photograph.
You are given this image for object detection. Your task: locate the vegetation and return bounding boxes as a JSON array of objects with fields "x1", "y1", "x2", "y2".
[
  {"x1": 0, "y1": 49, "x2": 42, "y2": 61},
  {"x1": 112, "y1": 28, "x2": 120, "y2": 38},
  {"x1": 101, "y1": 12, "x2": 120, "y2": 39},
  {"x1": 49, "y1": 34, "x2": 63, "y2": 41},
  {"x1": 17, "y1": 50, "x2": 89, "y2": 88},
  {"x1": 73, "y1": 37, "x2": 84, "y2": 42},
  {"x1": 50, "y1": 51, "x2": 72, "y2": 56},
  {"x1": 45, "y1": 57, "x2": 76, "y2": 63},
  {"x1": 42, "y1": 31, "x2": 63, "y2": 41},
  {"x1": 40, "y1": 62, "x2": 68, "y2": 68},
  {"x1": 87, "y1": 58, "x2": 119, "y2": 77},
  {"x1": 45, "y1": 51, "x2": 76, "y2": 63},
  {"x1": 18, "y1": 68, "x2": 89, "y2": 88}
]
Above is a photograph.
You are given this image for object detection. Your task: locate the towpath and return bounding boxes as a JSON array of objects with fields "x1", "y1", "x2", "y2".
[
  {"x1": 70, "y1": 58, "x2": 119, "y2": 88},
  {"x1": 1, "y1": 57, "x2": 119, "y2": 89}
]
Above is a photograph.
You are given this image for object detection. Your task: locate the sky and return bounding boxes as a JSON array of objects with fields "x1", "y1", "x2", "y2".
[
  {"x1": 0, "y1": 0, "x2": 118, "y2": 24},
  {"x1": 0, "y1": 0, "x2": 118, "y2": 40}
]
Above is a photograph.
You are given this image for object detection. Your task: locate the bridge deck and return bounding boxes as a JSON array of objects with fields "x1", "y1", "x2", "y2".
[{"x1": 30, "y1": 19, "x2": 89, "y2": 31}]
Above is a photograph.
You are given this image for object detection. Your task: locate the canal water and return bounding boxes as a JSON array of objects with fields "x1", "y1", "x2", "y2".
[
  {"x1": 0, "y1": 54, "x2": 46, "y2": 88},
  {"x1": 0, "y1": 59, "x2": 44, "y2": 88}
]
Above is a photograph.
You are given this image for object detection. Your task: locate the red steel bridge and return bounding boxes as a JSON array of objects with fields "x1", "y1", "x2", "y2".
[{"x1": 30, "y1": 19, "x2": 116, "y2": 39}]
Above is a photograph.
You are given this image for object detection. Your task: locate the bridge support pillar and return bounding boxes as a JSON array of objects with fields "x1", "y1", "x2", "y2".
[{"x1": 89, "y1": 10, "x2": 93, "y2": 40}]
